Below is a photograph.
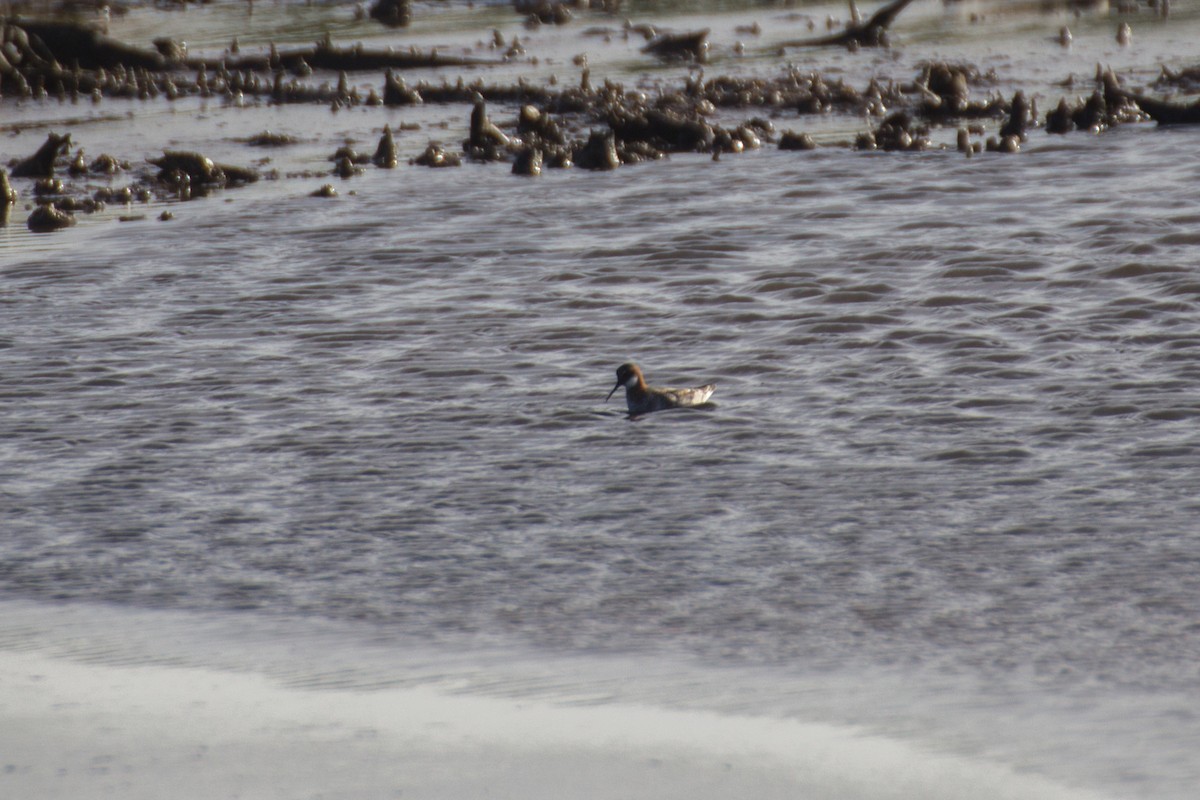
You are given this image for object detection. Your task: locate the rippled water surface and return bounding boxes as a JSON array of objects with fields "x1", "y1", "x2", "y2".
[{"x1": 3, "y1": 2, "x2": 1200, "y2": 798}]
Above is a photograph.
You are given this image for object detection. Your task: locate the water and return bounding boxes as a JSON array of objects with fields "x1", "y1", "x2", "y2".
[{"x1": 2, "y1": 2, "x2": 1199, "y2": 798}]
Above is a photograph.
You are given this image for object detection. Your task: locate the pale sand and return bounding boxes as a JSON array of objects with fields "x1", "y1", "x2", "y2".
[{"x1": 0, "y1": 646, "x2": 1114, "y2": 800}]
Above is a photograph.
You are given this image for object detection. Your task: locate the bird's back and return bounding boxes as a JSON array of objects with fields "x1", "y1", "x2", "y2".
[{"x1": 653, "y1": 383, "x2": 715, "y2": 410}]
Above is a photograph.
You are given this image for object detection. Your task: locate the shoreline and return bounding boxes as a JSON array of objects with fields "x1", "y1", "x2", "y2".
[
  {"x1": 0, "y1": 602, "x2": 1115, "y2": 800},
  {"x1": 1, "y1": 1, "x2": 1194, "y2": 236}
]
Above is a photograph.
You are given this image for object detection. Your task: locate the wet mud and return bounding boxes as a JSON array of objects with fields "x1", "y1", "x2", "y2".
[{"x1": 0, "y1": 1, "x2": 1195, "y2": 232}]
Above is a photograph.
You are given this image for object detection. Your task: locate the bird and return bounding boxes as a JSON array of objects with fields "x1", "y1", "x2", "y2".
[{"x1": 605, "y1": 363, "x2": 715, "y2": 416}]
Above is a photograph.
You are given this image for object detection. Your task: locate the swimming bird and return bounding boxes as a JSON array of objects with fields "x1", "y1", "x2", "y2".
[{"x1": 605, "y1": 363, "x2": 715, "y2": 416}]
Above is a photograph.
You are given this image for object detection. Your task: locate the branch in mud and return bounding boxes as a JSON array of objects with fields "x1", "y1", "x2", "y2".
[
  {"x1": 641, "y1": 29, "x2": 709, "y2": 64},
  {"x1": 212, "y1": 35, "x2": 497, "y2": 75},
  {"x1": 779, "y1": 0, "x2": 917, "y2": 50},
  {"x1": 2, "y1": 19, "x2": 496, "y2": 81}
]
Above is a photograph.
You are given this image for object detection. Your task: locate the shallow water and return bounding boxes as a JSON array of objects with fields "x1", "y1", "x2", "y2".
[{"x1": 3, "y1": 2, "x2": 1200, "y2": 798}]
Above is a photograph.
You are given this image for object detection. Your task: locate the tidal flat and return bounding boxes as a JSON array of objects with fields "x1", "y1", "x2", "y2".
[{"x1": 0, "y1": 0, "x2": 1195, "y2": 239}]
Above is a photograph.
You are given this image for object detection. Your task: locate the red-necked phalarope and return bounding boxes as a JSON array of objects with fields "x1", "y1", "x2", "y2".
[{"x1": 605, "y1": 363, "x2": 716, "y2": 416}]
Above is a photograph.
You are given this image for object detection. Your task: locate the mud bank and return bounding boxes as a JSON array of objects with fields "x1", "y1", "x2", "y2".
[{"x1": 1, "y1": 1, "x2": 1194, "y2": 233}]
